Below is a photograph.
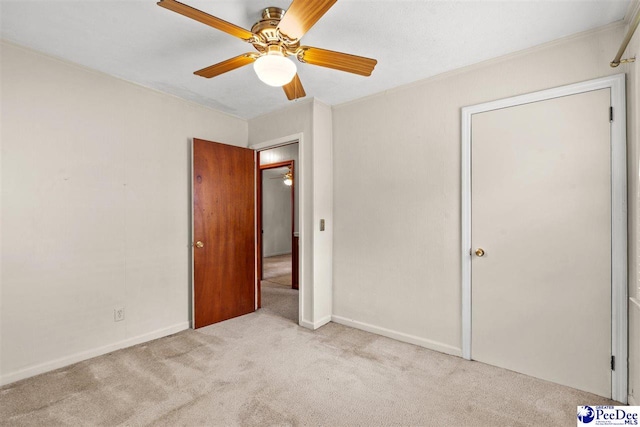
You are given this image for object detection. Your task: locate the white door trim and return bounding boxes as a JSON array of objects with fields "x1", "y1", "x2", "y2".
[
  {"x1": 461, "y1": 74, "x2": 627, "y2": 403},
  {"x1": 250, "y1": 133, "x2": 305, "y2": 326},
  {"x1": 190, "y1": 139, "x2": 194, "y2": 328}
]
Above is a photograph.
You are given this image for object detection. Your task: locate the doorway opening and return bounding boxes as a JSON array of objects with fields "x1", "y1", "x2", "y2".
[{"x1": 256, "y1": 143, "x2": 300, "y2": 323}]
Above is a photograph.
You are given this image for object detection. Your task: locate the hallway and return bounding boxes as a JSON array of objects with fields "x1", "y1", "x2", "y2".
[{"x1": 261, "y1": 254, "x2": 298, "y2": 323}]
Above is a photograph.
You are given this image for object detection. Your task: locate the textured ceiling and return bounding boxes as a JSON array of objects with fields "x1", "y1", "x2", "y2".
[{"x1": 0, "y1": 0, "x2": 631, "y2": 119}]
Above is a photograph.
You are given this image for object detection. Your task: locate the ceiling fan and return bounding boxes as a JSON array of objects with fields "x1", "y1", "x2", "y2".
[
  {"x1": 267, "y1": 166, "x2": 294, "y2": 186},
  {"x1": 157, "y1": 0, "x2": 378, "y2": 101}
]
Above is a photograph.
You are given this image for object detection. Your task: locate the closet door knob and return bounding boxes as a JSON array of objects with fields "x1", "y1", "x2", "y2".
[
  {"x1": 475, "y1": 248, "x2": 485, "y2": 257},
  {"x1": 195, "y1": 241, "x2": 204, "y2": 248}
]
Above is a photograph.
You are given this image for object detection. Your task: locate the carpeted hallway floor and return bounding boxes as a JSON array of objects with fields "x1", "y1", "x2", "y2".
[
  {"x1": 261, "y1": 254, "x2": 298, "y2": 323},
  {"x1": 1, "y1": 260, "x2": 617, "y2": 426},
  {"x1": 262, "y1": 253, "x2": 293, "y2": 287}
]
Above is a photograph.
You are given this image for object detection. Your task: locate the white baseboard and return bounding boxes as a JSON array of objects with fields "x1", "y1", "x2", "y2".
[
  {"x1": 314, "y1": 315, "x2": 332, "y2": 329},
  {"x1": 299, "y1": 315, "x2": 331, "y2": 330},
  {"x1": 299, "y1": 319, "x2": 314, "y2": 329},
  {"x1": 0, "y1": 322, "x2": 190, "y2": 386},
  {"x1": 331, "y1": 315, "x2": 462, "y2": 357}
]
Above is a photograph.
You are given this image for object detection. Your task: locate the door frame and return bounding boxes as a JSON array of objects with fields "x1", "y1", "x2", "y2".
[
  {"x1": 256, "y1": 159, "x2": 296, "y2": 307},
  {"x1": 250, "y1": 133, "x2": 305, "y2": 326},
  {"x1": 461, "y1": 74, "x2": 627, "y2": 403}
]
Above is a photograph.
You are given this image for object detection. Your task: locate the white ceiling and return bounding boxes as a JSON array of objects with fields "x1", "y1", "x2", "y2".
[{"x1": 0, "y1": 0, "x2": 631, "y2": 119}]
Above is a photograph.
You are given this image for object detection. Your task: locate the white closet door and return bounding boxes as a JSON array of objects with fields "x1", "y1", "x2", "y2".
[{"x1": 471, "y1": 88, "x2": 612, "y2": 397}]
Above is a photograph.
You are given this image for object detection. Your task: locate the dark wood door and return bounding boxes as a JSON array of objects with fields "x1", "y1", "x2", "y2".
[{"x1": 193, "y1": 138, "x2": 255, "y2": 328}]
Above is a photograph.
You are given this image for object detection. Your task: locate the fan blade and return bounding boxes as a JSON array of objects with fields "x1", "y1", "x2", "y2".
[
  {"x1": 194, "y1": 54, "x2": 256, "y2": 78},
  {"x1": 282, "y1": 74, "x2": 306, "y2": 100},
  {"x1": 277, "y1": 0, "x2": 337, "y2": 40},
  {"x1": 298, "y1": 46, "x2": 377, "y2": 76},
  {"x1": 157, "y1": 0, "x2": 254, "y2": 41}
]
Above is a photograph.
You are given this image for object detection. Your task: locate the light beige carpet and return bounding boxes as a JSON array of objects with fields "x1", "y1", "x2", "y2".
[
  {"x1": 260, "y1": 253, "x2": 298, "y2": 323},
  {"x1": 262, "y1": 254, "x2": 292, "y2": 281},
  {"x1": 1, "y1": 294, "x2": 616, "y2": 426},
  {"x1": 261, "y1": 282, "x2": 298, "y2": 323},
  {"x1": 263, "y1": 274, "x2": 292, "y2": 287},
  {"x1": 261, "y1": 254, "x2": 291, "y2": 288}
]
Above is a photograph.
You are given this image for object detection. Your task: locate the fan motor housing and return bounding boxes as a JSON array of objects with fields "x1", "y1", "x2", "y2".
[{"x1": 250, "y1": 7, "x2": 299, "y2": 55}]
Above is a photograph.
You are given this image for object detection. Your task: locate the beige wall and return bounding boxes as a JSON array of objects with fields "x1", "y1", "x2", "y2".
[
  {"x1": 262, "y1": 171, "x2": 293, "y2": 257},
  {"x1": 249, "y1": 100, "x2": 315, "y2": 325},
  {"x1": 248, "y1": 99, "x2": 333, "y2": 328},
  {"x1": 312, "y1": 101, "x2": 333, "y2": 322},
  {"x1": 331, "y1": 23, "x2": 629, "y2": 359},
  {"x1": 0, "y1": 41, "x2": 248, "y2": 384}
]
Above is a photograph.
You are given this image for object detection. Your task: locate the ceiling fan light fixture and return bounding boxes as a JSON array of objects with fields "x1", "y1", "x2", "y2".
[
  {"x1": 283, "y1": 172, "x2": 293, "y2": 186},
  {"x1": 159, "y1": 0, "x2": 377, "y2": 101},
  {"x1": 253, "y1": 52, "x2": 297, "y2": 87}
]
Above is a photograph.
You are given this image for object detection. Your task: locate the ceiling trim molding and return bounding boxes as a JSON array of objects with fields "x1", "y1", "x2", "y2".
[
  {"x1": 0, "y1": 39, "x2": 248, "y2": 122},
  {"x1": 312, "y1": 97, "x2": 332, "y2": 110},
  {"x1": 624, "y1": 0, "x2": 640, "y2": 23},
  {"x1": 333, "y1": 20, "x2": 626, "y2": 112}
]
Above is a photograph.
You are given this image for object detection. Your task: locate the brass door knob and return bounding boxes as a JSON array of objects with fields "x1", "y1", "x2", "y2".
[
  {"x1": 475, "y1": 248, "x2": 485, "y2": 257},
  {"x1": 195, "y1": 241, "x2": 204, "y2": 248}
]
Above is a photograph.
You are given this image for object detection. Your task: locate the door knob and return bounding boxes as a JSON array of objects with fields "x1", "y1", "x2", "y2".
[
  {"x1": 195, "y1": 241, "x2": 204, "y2": 248},
  {"x1": 475, "y1": 248, "x2": 485, "y2": 257}
]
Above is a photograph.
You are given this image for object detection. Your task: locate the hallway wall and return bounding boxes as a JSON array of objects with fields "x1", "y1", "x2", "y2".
[{"x1": 262, "y1": 171, "x2": 293, "y2": 257}]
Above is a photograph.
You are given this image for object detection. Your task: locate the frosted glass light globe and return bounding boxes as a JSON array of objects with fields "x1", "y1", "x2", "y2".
[{"x1": 253, "y1": 54, "x2": 296, "y2": 87}]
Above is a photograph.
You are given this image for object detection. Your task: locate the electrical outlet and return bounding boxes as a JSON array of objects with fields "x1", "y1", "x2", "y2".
[{"x1": 114, "y1": 307, "x2": 125, "y2": 322}]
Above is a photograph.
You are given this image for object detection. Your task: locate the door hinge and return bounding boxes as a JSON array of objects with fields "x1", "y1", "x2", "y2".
[
  {"x1": 611, "y1": 355, "x2": 615, "y2": 371},
  {"x1": 610, "y1": 106, "x2": 614, "y2": 122}
]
